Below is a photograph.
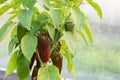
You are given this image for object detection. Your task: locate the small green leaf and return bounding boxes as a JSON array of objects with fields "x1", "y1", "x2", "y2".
[
  {"x1": 50, "y1": 9, "x2": 62, "y2": 27},
  {"x1": 37, "y1": 65, "x2": 61, "y2": 80},
  {"x1": 46, "y1": 25, "x2": 55, "y2": 40},
  {"x1": 0, "y1": 22, "x2": 15, "y2": 43},
  {"x1": 77, "y1": 30, "x2": 88, "y2": 45},
  {"x1": 17, "y1": 53, "x2": 30, "y2": 80},
  {"x1": 83, "y1": 22, "x2": 93, "y2": 42},
  {"x1": 21, "y1": 34, "x2": 37, "y2": 61},
  {"x1": 86, "y1": 0, "x2": 102, "y2": 19},
  {"x1": 17, "y1": 9, "x2": 33, "y2": 30},
  {"x1": 20, "y1": 0, "x2": 37, "y2": 9},
  {"x1": 8, "y1": 38, "x2": 15, "y2": 55},
  {"x1": 5, "y1": 50, "x2": 18, "y2": 77},
  {"x1": 70, "y1": 7, "x2": 84, "y2": 29}
]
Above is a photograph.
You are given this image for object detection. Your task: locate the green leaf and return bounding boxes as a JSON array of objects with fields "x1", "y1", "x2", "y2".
[
  {"x1": 17, "y1": 53, "x2": 30, "y2": 80},
  {"x1": 60, "y1": 41, "x2": 73, "y2": 72},
  {"x1": 5, "y1": 50, "x2": 18, "y2": 77},
  {"x1": 36, "y1": 12, "x2": 51, "y2": 24},
  {"x1": 21, "y1": 34, "x2": 37, "y2": 61},
  {"x1": 61, "y1": 32, "x2": 76, "y2": 54},
  {"x1": 0, "y1": 4, "x2": 11, "y2": 15},
  {"x1": 10, "y1": 25, "x2": 17, "y2": 39},
  {"x1": 31, "y1": 21, "x2": 42, "y2": 33},
  {"x1": 17, "y1": 24, "x2": 28, "y2": 43},
  {"x1": 0, "y1": 0, "x2": 18, "y2": 15},
  {"x1": 50, "y1": 9, "x2": 62, "y2": 27},
  {"x1": 86, "y1": 0, "x2": 102, "y2": 19},
  {"x1": 37, "y1": 65, "x2": 61, "y2": 80},
  {"x1": 70, "y1": 7, "x2": 85, "y2": 29},
  {"x1": 46, "y1": 25, "x2": 55, "y2": 40},
  {"x1": 41, "y1": 0, "x2": 52, "y2": 10},
  {"x1": 20, "y1": 0, "x2": 37, "y2": 9},
  {"x1": 77, "y1": 30, "x2": 88, "y2": 45},
  {"x1": 17, "y1": 9, "x2": 33, "y2": 30},
  {"x1": 8, "y1": 38, "x2": 15, "y2": 55},
  {"x1": 83, "y1": 22, "x2": 93, "y2": 42},
  {"x1": 0, "y1": 22, "x2": 15, "y2": 43},
  {"x1": 0, "y1": 0, "x2": 7, "y2": 4}
]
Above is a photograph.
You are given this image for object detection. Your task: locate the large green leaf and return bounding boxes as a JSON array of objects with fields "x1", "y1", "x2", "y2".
[
  {"x1": 17, "y1": 9, "x2": 33, "y2": 30},
  {"x1": 0, "y1": 22, "x2": 15, "y2": 43},
  {"x1": 83, "y1": 22, "x2": 93, "y2": 42},
  {"x1": 5, "y1": 50, "x2": 18, "y2": 77},
  {"x1": 21, "y1": 34, "x2": 37, "y2": 61},
  {"x1": 50, "y1": 9, "x2": 62, "y2": 27},
  {"x1": 17, "y1": 53, "x2": 30, "y2": 80},
  {"x1": 20, "y1": 0, "x2": 37, "y2": 9},
  {"x1": 86, "y1": 0, "x2": 102, "y2": 19},
  {"x1": 70, "y1": 7, "x2": 84, "y2": 29},
  {"x1": 77, "y1": 30, "x2": 88, "y2": 45},
  {"x1": 37, "y1": 65, "x2": 61, "y2": 80}
]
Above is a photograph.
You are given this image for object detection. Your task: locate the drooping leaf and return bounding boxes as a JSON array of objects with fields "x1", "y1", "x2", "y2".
[
  {"x1": 61, "y1": 32, "x2": 76, "y2": 54},
  {"x1": 70, "y1": 7, "x2": 84, "y2": 29},
  {"x1": 60, "y1": 40, "x2": 73, "y2": 72},
  {"x1": 17, "y1": 53, "x2": 30, "y2": 80},
  {"x1": 83, "y1": 22, "x2": 93, "y2": 42},
  {"x1": 0, "y1": 22, "x2": 15, "y2": 43},
  {"x1": 20, "y1": 0, "x2": 37, "y2": 9},
  {"x1": 5, "y1": 50, "x2": 18, "y2": 77},
  {"x1": 50, "y1": 9, "x2": 62, "y2": 27},
  {"x1": 77, "y1": 30, "x2": 88, "y2": 45},
  {"x1": 37, "y1": 65, "x2": 61, "y2": 80},
  {"x1": 17, "y1": 9, "x2": 33, "y2": 30},
  {"x1": 86, "y1": 0, "x2": 102, "y2": 19},
  {"x1": 21, "y1": 34, "x2": 37, "y2": 61}
]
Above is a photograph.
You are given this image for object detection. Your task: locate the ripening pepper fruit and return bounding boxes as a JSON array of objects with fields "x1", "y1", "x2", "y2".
[
  {"x1": 51, "y1": 53, "x2": 63, "y2": 74},
  {"x1": 37, "y1": 33, "x2": 50, "y2": 63},
  {"x1": 51, "y1": 42, "x2": 63, "y2": 74}
]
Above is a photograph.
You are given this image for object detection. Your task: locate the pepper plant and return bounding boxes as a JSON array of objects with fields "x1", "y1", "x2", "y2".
[{"x1": 0, "y1": 0, "x2": 102, "y2": 80}]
